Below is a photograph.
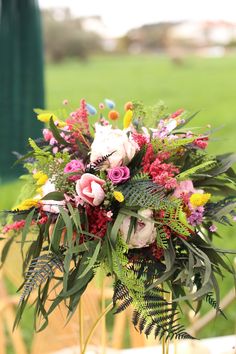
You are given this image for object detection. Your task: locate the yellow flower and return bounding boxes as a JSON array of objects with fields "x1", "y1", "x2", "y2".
[
  {"x1": 33, "y1": 171, "x2": 48, "y2": 186},
  {"x1": 57, "y1": 120, "x2": 67, "y2": 128},
  {"x1": 14, "y1": 198, "x2": 39, "y2": 211},
  {"x1": 37, "y1": 112, "x2": 58, "y2": 123},
  {"x1": 113, "y1": 191, "x2": 125, "y2": 203},
  {"x1": 123, "y1": 109, "x2": 133, "y2": 129},
  {"x1": 36, "y1": 187, "x2": 43, "y2": 196},
  {"x1": 190, "y1": 193, "x2": 211, "y2": 207}
]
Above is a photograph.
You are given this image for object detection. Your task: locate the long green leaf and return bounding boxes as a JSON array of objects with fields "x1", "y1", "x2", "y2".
[
  {"x1": 110, "y1": 212, "x2": 126, "y2": 246},
  {"x1": 49, "y1": 117, "x2": 69, "y2": 146},
  {"x1": 21, "y1": 208, "x2": 35, "y2": 252},
  {"x1": 78, "y1": 241, "x2": 101, "y2": 279}
]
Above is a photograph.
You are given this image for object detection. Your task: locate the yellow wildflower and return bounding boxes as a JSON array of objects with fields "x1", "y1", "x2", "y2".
[
  {"x1": 37, "y1": 112, "x2": 66, "y2": 128},
  {"x1": 14, "y1": 198, "x2": 39, "y2": 211},
  {"x1": 37, "y1": 112, "x2": 58, "y2": 123},
  {"x1": 113, "y1": 191, "x2": 125, "y2": 203},
  {"x1": 57, "y1": 120, "x2": 67, "y2": 128},
  {"x1": 123, "y1": 109, "x2": 133, "y2": 129},
  {"x1": 190, "y1": 193, "x2": 211, "y2": 207},
  {"x1": 33, "y1": 171, "x2": 48, "y2": 186},
  {"x1": 36, "y1": 187, "x2": 43, "y2": 196}
]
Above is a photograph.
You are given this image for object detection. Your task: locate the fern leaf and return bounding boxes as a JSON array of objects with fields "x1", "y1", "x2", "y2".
[
  {"x1": 205, "y1": 292, "x2": 226, "y2": 318},
  {"x1": 119, "y1": 179, "x2": 169, "y2": 209},
  {"x1": 132, "y1": 309, "x2": 140, "y2": 327},
  {"x1": 28, "y1": 138, "x2": 50, "y2": 157},
  {"x1": 156, "y1": 225, "x2": 169, "y2": 249},
  {"x1": 20, "y1": 253, "x2": 64, "y2": 303},
  {"x1": 131, "y1": 173, "x2": 150, "y2": 181},
  {"x1": 114, "y1": 295, "x2": 133, "y2": 314},
  {"x1": 177, "y1": 160, "x2": 217, "y2": 181}
]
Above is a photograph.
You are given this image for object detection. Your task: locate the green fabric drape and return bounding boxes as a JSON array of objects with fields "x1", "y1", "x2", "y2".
[{"x1": 0, "y1": 0, "x2": 44, "y2": 181}]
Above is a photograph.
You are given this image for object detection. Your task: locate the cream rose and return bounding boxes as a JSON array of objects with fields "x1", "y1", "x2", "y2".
[
  {"x1": 90, "y1": 123, "x2": 139, "y2": 168},
  {"x1": 120, "y1": 209, "x2": 156, "y2": 249},
  {"x1": 76, "y1": 173, "x2": 105, "y2": 206}
]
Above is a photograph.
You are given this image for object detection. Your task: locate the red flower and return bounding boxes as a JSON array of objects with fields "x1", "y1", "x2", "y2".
[
  {"x1": 193, "y1": 136, "x2": 209, "y2": 149},
  {"x1": 86, "y1": 206, "x2": 112, "y2": 238}
]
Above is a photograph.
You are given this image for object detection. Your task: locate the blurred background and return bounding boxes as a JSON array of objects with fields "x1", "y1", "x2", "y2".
[{"x1": 0, "y1": 0, "x2": 235, "y2": 353}]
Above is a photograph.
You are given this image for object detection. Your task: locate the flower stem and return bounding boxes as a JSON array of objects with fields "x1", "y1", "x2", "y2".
[
  {"x1": 79, "y1": 298, "x2": 83, "y2": 353},
  {"x1": 81, "y1": 302, "x2": 113, "y2": 354}
]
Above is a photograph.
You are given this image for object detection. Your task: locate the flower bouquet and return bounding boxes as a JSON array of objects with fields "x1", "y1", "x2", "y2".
[{"x1": 1, "y1": 99, "x2": 236, "y2": 344}]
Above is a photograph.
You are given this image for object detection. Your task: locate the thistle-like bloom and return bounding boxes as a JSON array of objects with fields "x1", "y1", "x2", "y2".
[{"x1": 190, "y1": 193, "x2": 211, "y2": 207}]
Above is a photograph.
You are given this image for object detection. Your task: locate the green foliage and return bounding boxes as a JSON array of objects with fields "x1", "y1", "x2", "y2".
[
  {"x1": 111, "y1": 245, "x2": 194, "y2": 340},
  {"x1": 155, "y1": 201, "x2": 192, "y2": 237},
  {"x1": 28, "y1": 138, "x2": 50, "y2": 160},
  {"x1": 205, "y1": 292, "x2": 226, "y2": 318},
  {"x1": 156, "y1": 225, "x2": 169, "y2": 249},
  {"x1": 152, "y1": 136, "x2": 196, "y2": 153},
  {"x1": 19, "y1": 252, "x2": 64, "y2": 304},
  {"x1": 204, "y1": 197, "x2": 236, "y2": 225},
  {"x1": 177, "y1": 160, "x2": 217, "y2": 181},
  {"x1": 118, "y1": 179, "x2": 168, "y2": 209}
]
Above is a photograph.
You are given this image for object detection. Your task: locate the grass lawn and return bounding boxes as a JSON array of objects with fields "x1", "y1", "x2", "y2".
[{"x1": 1, "y1": 55, "x2": 236, "y2": 348}]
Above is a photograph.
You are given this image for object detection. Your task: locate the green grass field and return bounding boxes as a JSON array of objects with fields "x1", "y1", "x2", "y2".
[{"x1": 1, "y1": 55, "x2": 236, "y2": 347}]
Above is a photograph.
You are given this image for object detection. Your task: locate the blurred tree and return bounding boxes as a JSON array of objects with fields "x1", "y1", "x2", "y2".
[
  {"x1": 118, "y1": 23, "x2": 177, "y2": 54},
  {"x1": 42, "y1": 9, "x2": 103, "y2": 62},
  {"x1": 0, "y1": 0, "x2": 44, "y2": 181}
]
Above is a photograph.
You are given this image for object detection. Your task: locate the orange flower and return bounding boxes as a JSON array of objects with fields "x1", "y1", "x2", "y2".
[
  {"x1": 124, "y1": 101, "x2": 133, "y2": 111},
  {"x1": 108, "y1": 110, "x2": 119, "y2": 120}
]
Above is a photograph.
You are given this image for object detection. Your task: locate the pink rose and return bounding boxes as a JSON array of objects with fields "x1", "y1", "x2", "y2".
[
  {"x1": 64, "y1": 160, "x2": 84, "y2": 181},
  {"x1": 76, "y1": 173, "x2": 105, "y2": 206},
  {"x1": 108, "y1": 166, "x2": 130, "y2": 184}
]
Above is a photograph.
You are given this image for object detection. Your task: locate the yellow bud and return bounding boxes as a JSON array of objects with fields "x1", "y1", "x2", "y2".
[
  {"x1": 123, "y1": 109, "x2": 133, "y2": 129},
  {"x1": 113, "y1": 191, "x2": 125, "y2": 203}
]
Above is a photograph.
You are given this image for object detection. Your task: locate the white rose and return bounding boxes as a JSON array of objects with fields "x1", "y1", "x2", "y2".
[
  {"x1": 90, "y1": 123, "x2": 139, "y2": 168},
  {"x1": 120, "y1": 209, "x2": 156, "y2": 249}
]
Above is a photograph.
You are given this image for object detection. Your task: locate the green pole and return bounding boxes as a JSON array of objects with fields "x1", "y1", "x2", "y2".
[{"x1": 0, "y1": 0, "x2": 44, "y2": 181}]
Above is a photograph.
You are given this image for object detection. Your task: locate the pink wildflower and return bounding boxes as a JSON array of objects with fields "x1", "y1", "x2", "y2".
[
  {"x1": 2, "y1": 220, "x2": 26, "y2": 233},
  {"x1": 106, "y1": 211, "x2": 113, "y2": 218},
  {"x1": 43, "y1": 129, "x2": 53, "y2": 142},
  {"x1": 99, "y1": 103, "x2": 105, "y2": 110},
  {"x1": 209, "y1": 224, "x2": 218, "y2": 232},
  {"x1": 194, "y1": 136, "x2": 209, "y2": 149},
  {"x1": 171, "y1": 108, "x2": 184, "y2": 118},
  {"x1": 64, "y1": 160, "x2": 84, "y2": 181}
]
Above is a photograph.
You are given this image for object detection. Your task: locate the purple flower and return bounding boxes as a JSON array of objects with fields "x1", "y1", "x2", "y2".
[
  {"x1": 64, "y1": 160, "x2": 84, "y2": 181},
  {"x1": 108, "y1": 166, "x2": 130, "y2": 184},
  {"x1": 187, "y1": 206, "x2": 204, "y2": 226},
  {"x1": 209, "y1": 224, "x2": 217, "y2": 233}
]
